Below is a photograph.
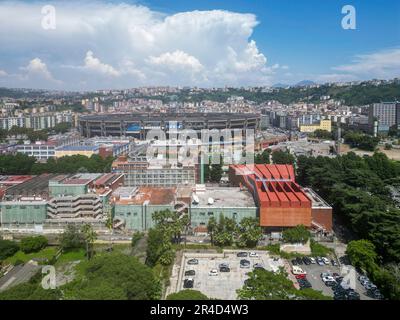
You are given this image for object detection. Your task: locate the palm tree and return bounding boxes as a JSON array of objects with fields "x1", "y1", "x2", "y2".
[{"x1": 81, "y1": 224, "x2": 97, "y2": 260}]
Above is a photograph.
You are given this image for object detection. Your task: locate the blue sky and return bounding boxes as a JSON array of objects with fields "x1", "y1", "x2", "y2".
[{"x1": 0, "y1": 0, "x2": 399, "y2": 89}]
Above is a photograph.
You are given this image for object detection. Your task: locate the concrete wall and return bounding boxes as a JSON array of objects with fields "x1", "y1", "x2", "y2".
[
  {"x1": 114, "y1": 204, "x2": 174, "y2": 231},
  {"x1": 0, "y1": 202, "x2": 47, "y2": 224},
  {"x1": 190, "y1": 207, "x2": 257, "y2": 228}
]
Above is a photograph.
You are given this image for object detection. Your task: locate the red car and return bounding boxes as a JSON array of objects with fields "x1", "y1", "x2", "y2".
[{"x1": 295, "y1": 274, "x2": 307, "y2": 279}]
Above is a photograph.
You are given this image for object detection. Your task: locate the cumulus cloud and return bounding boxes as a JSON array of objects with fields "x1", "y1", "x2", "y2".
[
  {"x1": 0, "y1": 1, "x2": 274, "y2": 89},
  {"x1": 23, "y1": 58, "x2": 54, "y2": 80},
  {"x1": 84, "y1": 51, "x2": 120, "y2": 77},
  {"x1": 0, "y1": 69, "x2": 7, "y2": 77}
]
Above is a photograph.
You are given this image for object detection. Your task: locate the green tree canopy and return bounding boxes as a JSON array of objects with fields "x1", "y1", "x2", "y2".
[{"x1": 166, "y1": 290, "x2": 209, "y2": 300}]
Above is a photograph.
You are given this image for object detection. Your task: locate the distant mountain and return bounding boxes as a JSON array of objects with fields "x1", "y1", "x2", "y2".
[
  {"x1": 272, "y1": 83, "x2": 289, "y2": 88},
  {"x1": 295, "y1": 80, "x2": 316, "y2": 87}
]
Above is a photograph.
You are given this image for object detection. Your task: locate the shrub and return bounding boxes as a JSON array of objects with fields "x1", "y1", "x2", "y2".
[
  {"x1": 0, "y1": 240, "x2": 19, "y2": 261},
  {"x1": 20, "y1": 236, "x2": 48, "y2": 254}
]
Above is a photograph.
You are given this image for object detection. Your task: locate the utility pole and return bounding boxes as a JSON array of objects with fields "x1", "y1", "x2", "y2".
[{"x1": 337, "y1": 119, "x2": 341, "y2": 155}]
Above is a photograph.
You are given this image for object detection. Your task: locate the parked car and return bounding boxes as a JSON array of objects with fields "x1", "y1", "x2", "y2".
[
  {"x1": 187, "y1": 259, "x2": 199, "y2": 265},
  {"x1": 240, "y1": 259, "x2": 251, "y2": 268},
  {"x1": 185, "y1": 270, "x2": 196, "y2": 276},
  {"x1": 295, "y1": 274, "x2": 307, "y2": 279},
  {"x1": 295, "y1": 257, "x2": 303, "y2": 265},
  {"x1": 218, "y1": 263, "x2": 229, "y2": 268},
  {"x1": 322, "y1": 276, "x2": 336, "y2": 284},
  {"x1": 292, "y1": 266, "x2": 307, "y2": 275},
  {"x1": 253, "y1": 263, "x2": 264, "y2": 269},
  {"x1": 183, "y1": 278, "x2": 194, "y2": 288},
  {"x1": 309, "y1": 257, "x2": 316, "y2": 264},
  {"x1": 302, "y1": 257, "x2": 311, "y2": 265},
  {"x1": 249, "y1": 252, "x2": 259, "y2": 258},
  {"x1": 209, "y1": 269, "x2": 219, "y2": 276},
  {"x1": 321, "y1": 272, "x2": 332, "y2": 278},
  {"x1": 297, "y1": 278, "x2": 312, "y2": 289},
  {"x1": 237, "y1": 252, "x2": 248, "y2": 257},
  {"x1": 219, "y1": 266, "x2": 230, "y2": 273},
  {"x1": 316, "y1": 257, "x2": 325, "y2": 266},
  {"x1": 331, "y1": 259, "x2": 338, "y2": 266},
  {"x1": 291, "y1": 259, "x2": 298, "y2": 266},
  {"x1": 322, "y1": 257, "x2": 330, "y2": 265}
]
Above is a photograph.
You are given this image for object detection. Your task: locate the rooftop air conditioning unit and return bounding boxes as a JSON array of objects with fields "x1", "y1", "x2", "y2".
[{"x1": 208, "y1": 198, "x2": 214, "y2": 205}]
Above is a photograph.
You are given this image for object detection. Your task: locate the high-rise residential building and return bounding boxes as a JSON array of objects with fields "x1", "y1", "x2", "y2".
[{"x1": 368, "y1": 102, "x2": 400, "y2": 132}]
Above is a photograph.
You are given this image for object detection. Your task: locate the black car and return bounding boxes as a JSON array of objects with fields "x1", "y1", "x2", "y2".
[
  {"x1": 237, "y1": 252, "x2": 248, "y2": 257},
  {"x1": 297, "y1": 278, "x2": 312, "y2": 289},
  {"x1": 302, "y1": 257, "x2": 311, "y2": 265},
  {"x1": 295, "y1": 257, "x2": 303, "y2": 265},
  {"x1": 240, "y1": 259, "x2": 251, "y2": 266},
  {"x1": 291, "y1": 259, "x2": 298, "y2": 266},
  {"x1": 219, "y1": 266, "x2": 230, "y2": 272},
  {"x1": 347, "y1": 291, "x2": 360, "y2": 300},
  {"x1": 185, "y1": 270, "x2": 196, "y2": 276},
  {"x1": 331, "y1": 259, "x2": 338, "y2": 266},
  {"x1": 183, "y1": 279, "x2": 194, "y2": 289}
]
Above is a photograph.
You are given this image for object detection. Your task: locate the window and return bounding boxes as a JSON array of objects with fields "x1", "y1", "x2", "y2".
[{"x1": 208, "y1": 212, "x2": 214, "y2": 216}]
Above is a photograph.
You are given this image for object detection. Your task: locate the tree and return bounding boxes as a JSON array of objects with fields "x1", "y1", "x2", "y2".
[
  {"x1": 20, "y1": 236, "x2": 48, "y2": 254},
  {"x1": 209, "y1": 163, "x2": 223, "y2": 182},
  {"x1": 312, "y1": 129, "x2": 333, "y2": 140},
  {"x1": 59, "y1": 225, "x2": 84, "y2": 251},
  {"x1": 237, "y1": 268, "x2": 330, "y2": 300},
  {"x1": 146, "y1": 228, "x2": 166, "y2": 267},
  {"x1": 271, "y1": 150, "x2": 295, "y2": 165},
  {"x1": 166, "y1": 290, "x2": 209, "y2": 300},
  {"x1": 81, "y1": 224, "x2": 97, "y2": 260},
  {"x1": 255, "y1": 149, "x2": 271, "y2": 164},
  {"x1": 0, "y1": 240, "x2": 19, "y2": 261},
  {"x1": 213, "y1": 214, "x2": 237, "y2": 247},
  {"x1": 62, "y1": 253, "x2": 161, "y2": 300},
  {"x1": 207, "y1": 217, "x2": 217, "y2": 246},
  {"x1": 346, "y1": 240, "x2": 379, "y2": 274},
  {"x1": 236, "y1": 217, "x2": 262, "y2": 248},
  {"x1": 282, "y1": 225, "x2": 310, "y2": 244}
]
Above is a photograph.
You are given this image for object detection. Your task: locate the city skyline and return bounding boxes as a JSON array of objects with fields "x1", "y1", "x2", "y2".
[{"x1": 0, "y1": 0, "x2": 399, "y2": 90}]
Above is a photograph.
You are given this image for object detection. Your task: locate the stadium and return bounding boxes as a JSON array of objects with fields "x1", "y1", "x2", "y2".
[{"x1": 79, "y1": 113, "x2": 261, "y2": 138}]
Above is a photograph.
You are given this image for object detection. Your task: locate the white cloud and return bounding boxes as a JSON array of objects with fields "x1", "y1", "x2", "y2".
[
  {"x1": 84, "y1": 51, "x2": 120, "y2": 77},
  {"x1": 24, "y1": 58, "x2": 54, "y2": 80},
  {"x1": 147, "y1": 50, "x2": 203, "y2": 73},
  {"x1": 320, "y1": 48, "x2": 400, "y2": 83},
  {"x1": 0, "y1": 2, "x2": 275, "y2": 89},
  {"x1": 0, "y1": 69, "x2": 7, "y2": 76}
]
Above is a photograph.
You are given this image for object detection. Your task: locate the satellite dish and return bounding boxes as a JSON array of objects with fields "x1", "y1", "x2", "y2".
[
  {"x1": 193, "y1": 194, "x2": 200, "y2": 204},
  {"x1": 208, "y1": 197, "x2": 214, "y2": 205}
]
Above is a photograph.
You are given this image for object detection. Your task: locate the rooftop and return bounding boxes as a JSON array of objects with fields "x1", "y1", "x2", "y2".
[
  {"x1": 303, "y1": 188, "x2": 332, "y2": 209},
  {"x1": 113, "y1": 186, "x2": 176, "y2": 205},
  {"x1": 192, "y1": 187, "x2": 256, "y2": 208},
  {"x1": 50, "y1": 173, "x2": 102, "y2": 186}
]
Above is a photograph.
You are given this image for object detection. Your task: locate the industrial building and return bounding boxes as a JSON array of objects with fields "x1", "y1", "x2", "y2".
[
  {"x1": 112, "y1": 186, "x2": 181, "y2": 231},
  {"x1": 79, "y1": 112, "x2": 260, "y2": 138},
  {"x1": 299, "y1": 119, "x2": 332, "y2": 133},
  {"x1": 0, "y1": 173, "x2": 123, "y2": 231},
  {"x1": 112, "y1": 155, "x2": 198, "y2": 187},
  {"x1": 190, "y1": 186, "x2": 257, "y2": 232},
  {"x1": 229, "y1": 164, "x2": 332, "y2": 232}
]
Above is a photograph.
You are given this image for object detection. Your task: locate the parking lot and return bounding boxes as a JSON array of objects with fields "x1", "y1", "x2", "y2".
[
  {"x1": 177, "y1": 250, "x2": 284, "y2": 300},
  {"x1": 292, "y1": 257, "x2": 374, "y2": 300}
]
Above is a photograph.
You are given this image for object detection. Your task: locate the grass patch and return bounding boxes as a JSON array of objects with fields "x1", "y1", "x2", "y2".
[
  {"x1": 310, "y1": 240, "x2": 333, "y2": 257},
  {"x1": 5, "y1": 247, "x2": 58, "y2": 265},
  {"x1": 55, "y1": 249, "x2": 85, "y2": 266}
]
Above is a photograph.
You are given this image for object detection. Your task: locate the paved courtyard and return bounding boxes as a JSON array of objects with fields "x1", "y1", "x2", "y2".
[{"x1": 176, "y1": 250, "x2": 284, "y2": 300}]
